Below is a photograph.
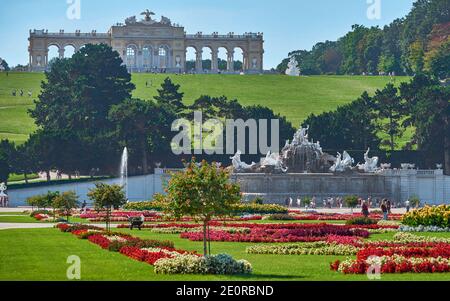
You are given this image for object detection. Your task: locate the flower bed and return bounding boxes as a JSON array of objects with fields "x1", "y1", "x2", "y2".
[
  {"x1": 154, "y1": 253, "x2": 252, "y2": 275},
  {"x1": 401, "y1": 205, "x2": 450, "y2": 228},
  {"x1": 331, "y1": 255, "x2": 450, "y2": 274},
  {"x1": 55, "y1": 223, "x2": 251, "y2": 275},
  {"x1": 181, "y1": 225, "x2": 370, "y2": 243},
  {"x1": 399, "y1": 225, "x2": 450, "y2": 232}
]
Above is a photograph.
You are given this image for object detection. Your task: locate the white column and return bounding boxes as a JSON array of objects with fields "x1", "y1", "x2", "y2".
[
  {"x1": 227, "y1": 50, "x2": 234, "y2": 72},
  {"x1": 196, "y1": 50, "x2": 203, "y2": 73}
]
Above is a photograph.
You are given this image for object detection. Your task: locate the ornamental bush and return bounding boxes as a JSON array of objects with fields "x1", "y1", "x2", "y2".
[
  {"x1": 262, "y1": 213, "x2": 295, "y2": 221},
  {"x1": 345, "y1": 217, "x2": 377, "y2": 225},
  {"x1": 154, "y1": 253, "x2": 252, "y2": 275},
  {"x1": 123, "y1": 201, "x2": 288, "y2": 215}
]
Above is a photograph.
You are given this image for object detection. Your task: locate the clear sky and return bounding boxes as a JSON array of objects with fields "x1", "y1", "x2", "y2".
[{"x1": 0, "y1": 0, "x2": 415, "y2": 69}]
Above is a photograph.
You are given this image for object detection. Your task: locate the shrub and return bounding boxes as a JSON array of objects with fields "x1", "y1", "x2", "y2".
[
  {"x1": 262, "y1": 214, "x2": 295, "y2": 221},
  {"x1": 346, "y1": 217, "x2": 377, "y2": 225},
  {"x1": 344, "y1": 196, "x2": 359, "y2": 209},
  {"x1": 251, "y1": 197, "x2": 264, "y2": 205},
  {"x1": 123, "y1": 201, "x2": 288, "y2": 215},
  {"x1": 230, "y1": 203, "x2": 288, "y2": 214},
  {"x1": 154, "y1": 253, "x2": 252, "y2": 275}
]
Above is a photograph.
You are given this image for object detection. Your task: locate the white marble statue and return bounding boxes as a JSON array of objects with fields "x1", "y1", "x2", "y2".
[
  {"x1": 261, "y1": 151, "x2": 288, "y2": 172},
  {"x1": 0, "y1": 183, "x2": 7, "y2": 196},
  {"x1": 230, "y1": 150, "x2": 256, "y2": 171},
  {"x1": 292, "y1": 125, "x2": 309, "y2": 145},
  {"x1": 358, "y1": 148, "x2": 379, "y2": 173},
  {"x1": 330, "y1": 151, "x2": 354, "y2": 172},
  {"x1": 285, "y1": 56, "x2": 300, "y2": 76}
]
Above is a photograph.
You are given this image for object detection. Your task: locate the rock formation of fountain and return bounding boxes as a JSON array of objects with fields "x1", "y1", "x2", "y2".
[{"x1": 120, "y1": 147, "x2": 128, "y2": 200}]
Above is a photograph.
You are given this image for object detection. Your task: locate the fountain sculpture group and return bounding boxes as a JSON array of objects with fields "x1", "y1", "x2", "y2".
[
  {"x1": 230, "y1": 126, "x2": 387, "y2": 203},
  {"x1": 230, "y1": 126, "x2": 380, "y2": 174}
]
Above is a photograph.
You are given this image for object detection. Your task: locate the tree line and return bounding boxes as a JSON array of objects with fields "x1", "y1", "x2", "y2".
[
  {"x1": 0, "y1": 44, "x2": 295, "y2": 184},
  {"x1": 277, "y1": 0, "x2": 449, "y2": 78},
  {"x1": 303, "y1": 74, "x2": 450, "y2": 173}
]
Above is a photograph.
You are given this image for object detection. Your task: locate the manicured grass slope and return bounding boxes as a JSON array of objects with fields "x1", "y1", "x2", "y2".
[
  {"x1": 0, "y1": 228, "x2": 449, "y2": 281},
  {"x1": 0, "y1": 72, "x2": 410, "y2": 144}
]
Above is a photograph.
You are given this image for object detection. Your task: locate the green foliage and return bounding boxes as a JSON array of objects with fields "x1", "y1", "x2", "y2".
[
  {"x1": 344, "y1": 195, "x2": 359, "y2": 208},
  {"x1": 52, "y1": 191, "x2": 79, "y2": 222},
  {"x1": 429, "y1": 40, "x2": 450, "y2": 79},
  {"x1": 123, "y1": 196, "x2": 169, "y2": 211},
  {"x1": 372, "y1": 84, "x2": 406, "y2": 151},
  {"x1": 0, "y1": 139, "x2": 15, "y2": 182},
  {"x1": 409, "y1": 195, "x2": 421, "y2": 208},
  {"x1": 29, "y1": 44, "x2": 135, "y2": 174},
  {"x1": 277, "y1": 0, "x2": 450, "y2": 76},
  {"x1": 304, "y1": 91, "x2": 381, "y2": 150},
  {"x1": 26, "y1": 191, "x2": 60, "y2": 210},
  {"x1": 164, "y1": 158, "x2": 241, "y2": 255},
  {"x1": 263, "y1": 214, "x2": 295, "y2": 221},
  {"x1": 230, "y1": 203, "x2": 288, "y2": 215},
  {"x1": 251, "y1": 197, "x2": 264, "y2": 205},
  {"x1": 345, "y1": 217, "x2": 377, "y2": 225},
  {"x1": 87, "y1": 183, "x2": 126, "y2": 231}
]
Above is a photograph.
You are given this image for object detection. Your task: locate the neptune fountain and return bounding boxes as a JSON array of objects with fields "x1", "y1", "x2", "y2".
[{"x1": 230, "y1": 126, "x2": 388, "y2": 203}]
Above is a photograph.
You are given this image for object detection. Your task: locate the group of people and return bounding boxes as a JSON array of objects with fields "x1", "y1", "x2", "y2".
[
  {"x1": 361, "y1": 198, "x2": 392, "y2": 220},
  {"x1": 11, "y1": 89, "x2": 32, "y2": 97}
]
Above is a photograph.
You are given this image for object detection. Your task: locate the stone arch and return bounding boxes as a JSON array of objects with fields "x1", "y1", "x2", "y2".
[
  {"x1": 142, "y1": 45, "x2": 153, "y2": 70},
  {"x1": 63, "y1": 44, "x2": 76, "y2": 58},
  {"x1": 201, "y1": 46, "x2": 214, "y2": 72},
  {"x1": 185, "y1": 46, "x2": 197, "y2": 72},
  {"x1": 217, "y1": 47, "x2": 229, "y2": 71},
  {"x1": 157, "y1": 44, "x2": 171, "y2": 69},
  {"x1": 232, "y1": 46, "x2": 246, "y2": 72},
  {"x1": 126, "y1": 44, "x2": 138, "y2": 71},
  {"x1": 47, "y1": 44, "x2": 60, "y2": 66}
]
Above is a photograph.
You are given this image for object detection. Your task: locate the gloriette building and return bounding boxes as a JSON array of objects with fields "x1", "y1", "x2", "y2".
[{"x1": 28, "y1": 10, "x2": 264, "y2": 73}]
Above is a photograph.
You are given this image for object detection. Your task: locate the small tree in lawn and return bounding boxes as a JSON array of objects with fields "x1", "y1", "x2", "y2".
[
  {"x1": 88, "y1": 183, "x2": 126, "y2": 231},
  {"x1": 52, "y1": 191, "x2": 79, "y2": 222},
  {"x1": 164, "y1": 159, "x2": 241, "y2": 256},
  {"x1": 344, "y1": 195, "x2": 359, "y2": 213}
]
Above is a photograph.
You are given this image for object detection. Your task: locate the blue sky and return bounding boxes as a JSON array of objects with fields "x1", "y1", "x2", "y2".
[{"x1": 0, "y1": 0, "x2": 415, "y2": 68}]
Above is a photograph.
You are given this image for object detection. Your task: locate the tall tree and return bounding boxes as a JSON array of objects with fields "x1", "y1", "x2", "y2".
[
  {"x1": 372, "y1": 84, "x2": 405, "y2": 151},
  {"x1": 154, "y1": 77, "x2": 185, "y2": 114},
  {"x1": 29, "y1": 44, "x2": 134, "y2": 174},
  {"x1": 109, "y1": 98, "x2": 177, "y2": 173},
  {"x1": 0, "y1": 140, "x2": 15, "y2": 183},
  {"x1": 412, "y1": 85, "x2": 450, "y2": 173}
]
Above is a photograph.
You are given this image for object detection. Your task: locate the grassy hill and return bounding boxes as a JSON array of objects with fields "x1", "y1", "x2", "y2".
[{"x1": 0, "y1": 72, "x2": 410, "y2": 145}]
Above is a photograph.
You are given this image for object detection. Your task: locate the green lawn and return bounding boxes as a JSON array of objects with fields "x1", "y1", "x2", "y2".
[
  {"x1": 0, "y1": 72, "x2": 410, "y2": 145},
  {"x1": 0, "y1": 228, "x2": 449, "y2": 281},
  {"x1": 0, "y1": 215, "x2": 40, "y2": 223}
]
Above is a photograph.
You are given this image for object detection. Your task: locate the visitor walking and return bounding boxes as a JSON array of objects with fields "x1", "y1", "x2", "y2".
[
  {"x1": 361, "y1": 200, "x2": 369, "y2": 218},
  {"x1": 387, "y1": 200, "x2": 392, "y2": 214},
  {"x1": 405, "y1": 200, "x2": 411, "y2": 213},
  {"x1": 297, "y1": 198, "x2": 301, "y2": 208},
  {"x1": 381, "y1": 199, "x2": 388, "y2": 220},
  {"x1": 81, "y1": 200, "x2": 87, "y2": 214}
]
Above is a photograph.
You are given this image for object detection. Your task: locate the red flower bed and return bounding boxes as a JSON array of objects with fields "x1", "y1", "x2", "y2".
[
  {"x1": 331, "y1": 257, "x2": 450, "y2": 274},
  {"x1": 88, "y1": 234, "x2": 113, "y2": 249},
  {"x1": 181, "y1": 225, "x2": 369, "y2": 243},
  {"x1": 356, "y1": 244, "x2": 450, "y2": 260}
]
